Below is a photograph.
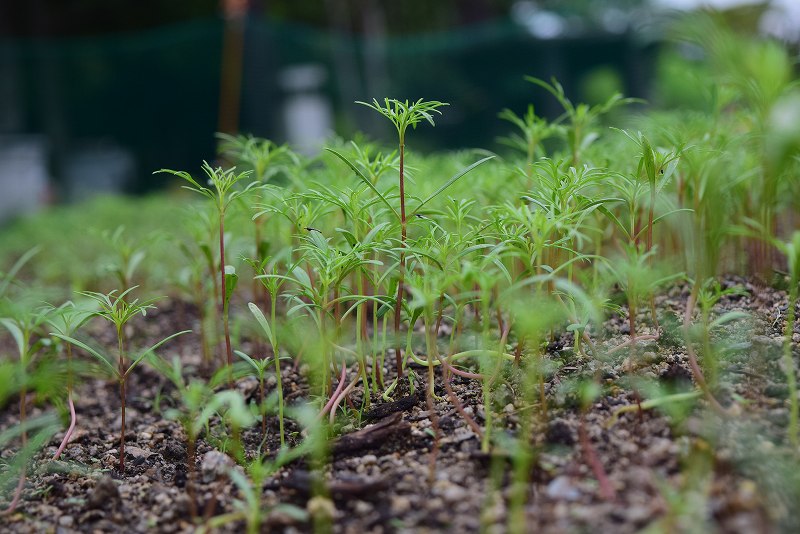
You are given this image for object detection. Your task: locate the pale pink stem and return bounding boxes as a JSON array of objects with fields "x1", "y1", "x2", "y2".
[
  {"x1": 52, "y1": 393, "x2": 76, "y2": 461},
  {"x1": 441, "y1": 356, "x2": 484, "y2": 380},
  {"x1": 579, "y1": 417, "x2": 615, "y2": 501},
  {"x1": 437, "y1": 352, "x2": 484, "y2": 439},
  {"x1": 1, "y1": 467, "x2": 26, "y2": 516},
  {"x1": 329, "y1": 371, "x2": 362, "y2": 425},
  {"x1": 319, "y1": 366, "x2": 347, "y2": 420}
]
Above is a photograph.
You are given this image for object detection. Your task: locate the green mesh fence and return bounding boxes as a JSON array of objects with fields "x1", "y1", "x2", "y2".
[{"x1": 0, "y1": 16, "x2": 654, "y2": 193}]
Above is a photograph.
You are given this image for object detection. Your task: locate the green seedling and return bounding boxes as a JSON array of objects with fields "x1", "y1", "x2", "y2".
[
  {"x1": 0, "y1": 298, "x2": 54, "y2": 514},
  {"x1": 98, "y1": 225, "x2": 150, "y2": 290},
  {"x1": 498, "y1": 104, "x2": 560, "y2": 171},
  {"x1": 347, "y1": 140, "x2": 400, "y2": 184},
  {"x1": 157, "y1": 162, "x2": 254, "y2": 384},
  {"x1": 146, "y1": 353, "x2": 247, "y2": 518},
  {"x1": 146, "y1": 354, "x2": 222, "y2": 517},
  {"x1": 175, "y1": 208, "x2": 223, "y2": 367},
  {"x1": 328, "y1": 99, "x2": 494, "y2": 382},
  {"x1": 217, "y1": 133, "x2": 301, "y2": 309},
  {"x1": 45, "y1": 301, "x2": 95, "y2": 461},
  {"x1": 526, "y1": 76, "x2": 639, "y2": 166},
  {"x1": 341, "y1": 98, "x2": 448, "y2": 379},
  {"x1": 51, "y1": 287, "x2": 189, "y2": 474},
  {"x1": 250, "y1": 256, "x2": 304, "y2": 447},
  {"x1": 0, "y1": 247, "x2": 40, "y2": 299},
  {"x1": 0, "y1": 414, "x2": 59, "y2": 515},
  {"x1": 505, "y1": 294, "x2": 563, "y2": 534},
  {"x1": 234, "y1": 346, "x2": 277, "y2": 441}
]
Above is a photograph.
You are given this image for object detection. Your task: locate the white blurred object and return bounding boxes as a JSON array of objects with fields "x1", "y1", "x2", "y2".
[
  {"x1": 279, "y1": 64, "x2": 333, "y2": 156},
  {"x1": 64, "y1": 143, "x2": 135, "y2": 201},
  {"x1": 651, "y1": 0, "x2": 800, "y2": 42},
  {"x1": 0, "y1": 136, "x2": 50, "y2": 222}
]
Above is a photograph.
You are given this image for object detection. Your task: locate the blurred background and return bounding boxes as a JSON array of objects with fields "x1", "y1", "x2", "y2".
[{"x1": 0, "y1": 0, "x2": 798, "y2": 221}]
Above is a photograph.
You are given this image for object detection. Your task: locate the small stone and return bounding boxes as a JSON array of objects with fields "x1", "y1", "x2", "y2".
[
  {"x1": 642, "y1": 351, "x2": 659, "y2": 363},
  {"x1": 626, "y1": 504, "x2": 652, "y2": 524},
  {"x1": 87, "y1": 476, "x2": 120, "y2": 509},
  {"x1": 201, "y1": 451, "x2": 233, "y2": 483},
  {"x1": 361, "y1": 454, "x2": 377, "y2": 466},
  {"x1": 126, "y1": 446, "x2": 151, "y2": 460},
  {"x1": 546, "y1": 476, "x2": 580, "y2": 501},
  {"x1": 503, "y1": 403, "x2": 515, "y2": 414},
  {"x1": 441, "y1": 483, "x2": 467, "y2": 503},
  {"x1": 621, "y1": 356, "x2": 638, "y2": 373},
  {"x1": 546, "y1": 419, "x2": 574, "y2": 446},
  {"x1": 266, "y1": 375, "x2": 277, "y2": 387},
  {"x1": 58, "y1": 515, "x2": 74, "y2": 527},
  {"x1": 391, "y1": 495, "x2": 411, "y2": 514},
  {"x1": 307, "y1": 496, "x2": 335, "y2": 521},
  {"x1": 353, "y1": 500, "x2": 372, "y2": 514},
  {"x1": 154, "y1": 491, "x2": 171, "y2": 506}
]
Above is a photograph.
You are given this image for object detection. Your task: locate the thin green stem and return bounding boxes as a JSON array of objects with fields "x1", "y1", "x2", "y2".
[{"x1": 271, "y1": 295, "x2": 285, "y2": 448}]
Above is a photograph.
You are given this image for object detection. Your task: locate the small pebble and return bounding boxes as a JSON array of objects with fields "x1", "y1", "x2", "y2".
[
  {"x1": 546, "y1": 476, "x2": 580, "y2": 501},
  {"x1": 201, "y1": 451, "x2": 233, "y2": 483},
  {"x1": 58, "y1": 515, "x2": 74, "y2": 527},
  {"x1": 391, "y1": 495, "x2": 411, "y2": 514},
  {"x1": 441, "y1": 483, "x2": 467, "y2": 503},
  {"x1": 353, "y1": 500, "x2": 372, "y2": 514}
]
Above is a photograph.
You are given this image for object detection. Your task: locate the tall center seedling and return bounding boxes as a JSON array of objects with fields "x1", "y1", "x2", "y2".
[
  {"x1": 355, "y1": 98, "x2": 448, "y2": 378},
  {"x1": 157, "y1": 163, "x2": 253, "y2": 385}
]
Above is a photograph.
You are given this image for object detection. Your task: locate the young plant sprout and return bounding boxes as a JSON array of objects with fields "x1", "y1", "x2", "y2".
[
  {"x1": 157, "y1": 163, "x2": 254, "y2": 385},
  {"x1": 526, "y1": 76, "x2": 639, "y2": 166},
  {"x1": 498, "y1": 104, "x2": 559, "y2": 171},
  {"x1": 328, "y1": 99, "x2": 494, "y2": 383},
  {"x1": 0, "y1": 299, "x2": 53, "y2": 514},
  {"x1": 51, "y1": 287, "x2": 189, "y2": 474},
  {"x1": 334, "y1": 98, "x2": 448, "y2": 380},
  {"x1": 45, "y1": 301, "x2": 95, "y2": 460}
]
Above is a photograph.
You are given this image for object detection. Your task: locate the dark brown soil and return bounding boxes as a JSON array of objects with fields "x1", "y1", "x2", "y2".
[{"x1": 1, "y1": 278, "x2": 798, "y2": 533}]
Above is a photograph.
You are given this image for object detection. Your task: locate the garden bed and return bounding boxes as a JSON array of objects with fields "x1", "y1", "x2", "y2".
[{"x1": 1, "y1": 276, "x2": 797, "y2": 533}]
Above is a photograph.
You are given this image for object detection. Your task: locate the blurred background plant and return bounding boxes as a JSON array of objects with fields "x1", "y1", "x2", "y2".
[{"x1": 1, "y1": 0, "x2": 798, "y2": 212}]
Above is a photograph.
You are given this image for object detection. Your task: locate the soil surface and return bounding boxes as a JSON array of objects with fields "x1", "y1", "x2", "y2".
[{"x1": 1, "y1": 277, "x2": 799, "y2": 533}]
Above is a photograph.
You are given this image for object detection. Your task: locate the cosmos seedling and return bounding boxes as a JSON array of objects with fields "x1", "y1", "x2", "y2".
[
  {"x1": 157, "y1": 162, "x2": 254, "y2": 385},
  {"x1": 51, "y1": 287, "x2": 189, "y2": 474}
]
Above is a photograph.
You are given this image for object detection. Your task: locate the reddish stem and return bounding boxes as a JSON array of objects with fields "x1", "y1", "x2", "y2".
[
  {"x1": 187, "y1": 437, "x2": 198, "y2": 519},
  {"x1": 578, "y1": 415, "x2": 615, "y2": 501},
  {"x1": 119, "y1": 378, "x2": 126, "y2": 475},
  {"x1": 2, "y1": 389, "x2": 28, "y2": 515},
  {"x1": 683, "y1": 288, "x2": 731, "y2": 416},
  {"x1": 319, "y1": 366, "x2": 347, "y2": 420},
  {"x1": 52, "y1": 393, "x2": 76, "y2": 461},
  {"x1": 439, "y1": 355, "x2": 484, "y2": 439},
  {"x1": 1, "y1": 467, "x2": 26, "y2": 516}
]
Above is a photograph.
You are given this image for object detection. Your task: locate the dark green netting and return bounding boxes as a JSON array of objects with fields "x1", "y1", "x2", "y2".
[{"x1": 0, "y1": 16, "x2": 654, "y2": 193}]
